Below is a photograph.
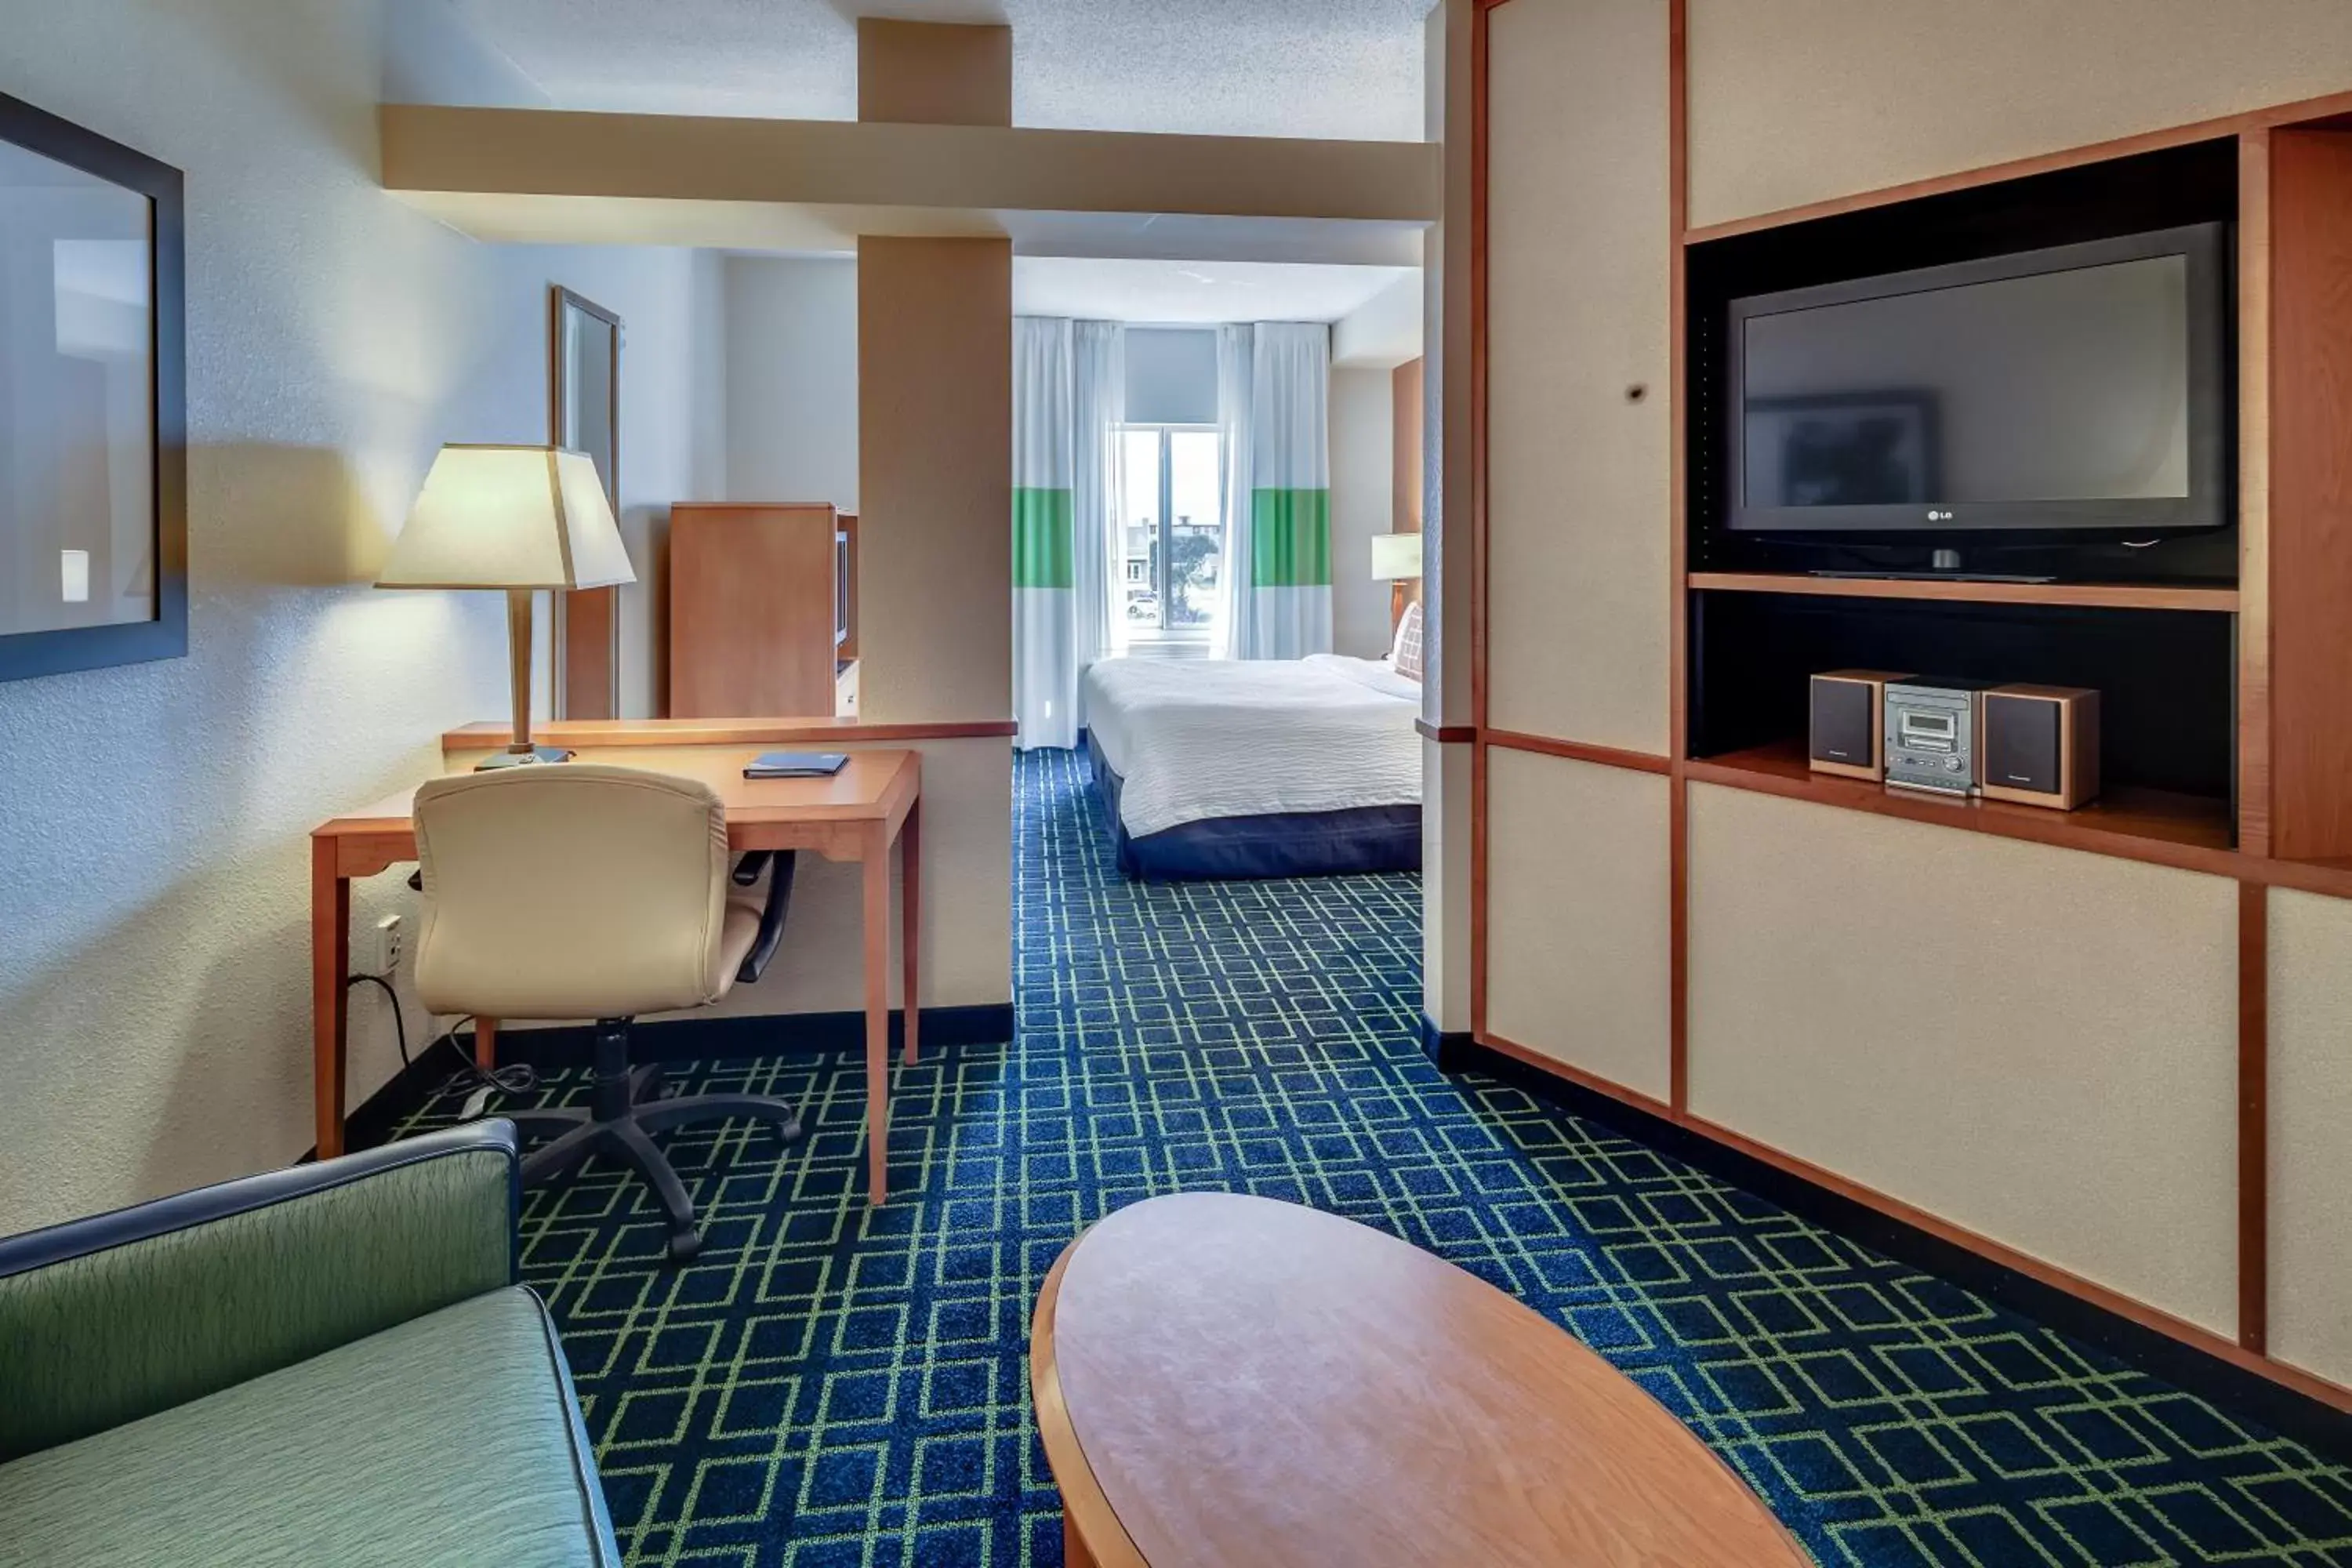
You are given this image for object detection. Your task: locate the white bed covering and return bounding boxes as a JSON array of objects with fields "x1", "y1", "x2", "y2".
[{"x1": 1082, "y1": 654, "x2": 1423, "y2": 838}]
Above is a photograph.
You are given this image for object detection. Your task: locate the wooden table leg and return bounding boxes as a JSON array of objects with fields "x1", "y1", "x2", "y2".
[
  {"x1": 901, "y1": 800, "x2": 920, "y2": 1068},
  {"x1": 863, "y1": 822, "x2": 892, "y2": 1205},
  {"x1": 475, "y1": 1018, "x2": 499, "y2": 1073},
  {"x1": 1063, "y1": 1515, "x2": 1098, "y2": 1568},
  {"x1": 310, "y1": 837, "x2": 350, "y2": 1160}
]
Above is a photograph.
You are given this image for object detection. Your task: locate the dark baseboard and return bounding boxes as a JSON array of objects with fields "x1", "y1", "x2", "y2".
[
  {"x1": 328, "y1": 1003, "x2": 1014, "y2": 1157},
  {"x1": 1436, "y1": 1035, "x2": 2352, "y2": 1464},
  {"x1": 1418, "y1": 1012, "x2": 1475, "y2": 1074}
]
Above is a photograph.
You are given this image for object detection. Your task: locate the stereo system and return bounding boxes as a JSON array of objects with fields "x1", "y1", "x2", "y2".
[
  {"x1": 1807, "y1": 671, "x2": 2100, "y2": 810},
  {"x1": 1982, "y1": 684, "x2": 2102, "y2": 810},
  {"x1": 1806, "y1": 670, "x2": 1906, "y2": 782}
]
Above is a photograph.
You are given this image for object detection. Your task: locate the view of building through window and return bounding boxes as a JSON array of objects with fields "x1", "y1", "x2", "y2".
[{"x1": 1117, "y1": 425, "x2": 1222, "y2": 641}]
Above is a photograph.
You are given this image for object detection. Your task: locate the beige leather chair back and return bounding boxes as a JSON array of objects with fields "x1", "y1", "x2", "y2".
[{"x1": 413, "y1": 764, "x2": 736, "y2": 1021}]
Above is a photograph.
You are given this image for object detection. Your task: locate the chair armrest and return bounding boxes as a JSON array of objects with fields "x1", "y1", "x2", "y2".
[
  {"x1": 735, "y1": 848, "x2": 798, "y2": 984},
  {"x1": 0, "y1": 1120, "x2": 519, "y2": 1461}
]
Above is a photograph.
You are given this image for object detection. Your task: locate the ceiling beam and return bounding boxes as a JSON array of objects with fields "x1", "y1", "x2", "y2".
[{"x1": 379, "y1": 106, "x2": 1441, "y2": 228}]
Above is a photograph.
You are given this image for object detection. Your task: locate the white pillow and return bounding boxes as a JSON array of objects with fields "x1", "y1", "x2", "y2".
[{"x1": 1388, "y1": 600, "x2": 1424, "y2": 681}]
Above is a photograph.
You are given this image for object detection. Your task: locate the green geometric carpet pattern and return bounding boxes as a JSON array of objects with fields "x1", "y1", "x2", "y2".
[{"x1": 395, "y1": 746, "x2": 2352, "y2": 1566}]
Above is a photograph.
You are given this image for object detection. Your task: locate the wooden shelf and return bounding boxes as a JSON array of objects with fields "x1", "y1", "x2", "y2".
[
  {"x1": 1687, "y1": 572, "x2": 2240, "y2": 612},
  {"x1": 1683, "y1": 739, "x2": 2240, "y2": 876}
]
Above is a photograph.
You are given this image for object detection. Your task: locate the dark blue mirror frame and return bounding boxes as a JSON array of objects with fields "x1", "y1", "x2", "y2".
[{"x1": 0, "y1": 89, "x2": 187, "y2": 684}]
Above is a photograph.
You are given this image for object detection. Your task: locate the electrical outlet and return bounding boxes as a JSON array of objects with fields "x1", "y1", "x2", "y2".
[{"x1": 373, "y1": 913, "x2": 404, "y2": 975}]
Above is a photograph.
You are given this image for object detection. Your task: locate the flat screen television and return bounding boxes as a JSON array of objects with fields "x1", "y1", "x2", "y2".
[{"x1": 1726, "y1": 223, "x2": 2230, "y2": 535}]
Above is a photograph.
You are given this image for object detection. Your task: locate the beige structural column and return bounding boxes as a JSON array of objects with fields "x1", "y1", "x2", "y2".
[
  {"x1": 855, "y1": 23, "x2": 1014, "y2": 728},
  {"x1": 855, "y1": 238, "x2": 1013, "y2": 723},
  {"x1": 1421, "y1": 0, "x2": 1477, "y2": 1040},
  {"x1": 858, "y1": 18, "x2": 1013, "y2": 126}
]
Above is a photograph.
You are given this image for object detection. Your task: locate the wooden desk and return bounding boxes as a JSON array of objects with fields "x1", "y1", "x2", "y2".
[
  {"x1": 311, "y1": 748, "x2": 922, "y2": 1203},
  {"x1": 1033, "y1": 1193, "x2": 1809, "y2": 1568}
]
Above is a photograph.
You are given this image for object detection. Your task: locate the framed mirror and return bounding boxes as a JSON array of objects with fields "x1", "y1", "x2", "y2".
[
  {"x1": 550, "y1": 285, "x2": 621, "y2": 718},
  {"x1": 0, "y1": 89, "x2": 185, "y2": 684}
]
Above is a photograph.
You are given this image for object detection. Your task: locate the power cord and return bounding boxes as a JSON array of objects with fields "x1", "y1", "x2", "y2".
[{"x1": 343, "y1": 977, "x2": 539, "y2": 1110}]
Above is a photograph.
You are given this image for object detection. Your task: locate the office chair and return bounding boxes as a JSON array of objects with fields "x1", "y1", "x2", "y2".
[{"x1": 412, "y1": 764, "x2": 803, "y2": 1261}]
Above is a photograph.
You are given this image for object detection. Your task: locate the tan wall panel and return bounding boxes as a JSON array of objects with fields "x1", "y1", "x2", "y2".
[
  {"x1": 2269, "y1": 889, "x2": 2352, "y2": 1387},
  {"x1": 1687, "y1": 0, "x2": 2352, "y2": 229},
  {"x1": 858, "y1": 237, "x2": 1013, "y2": 723},
  {"x1": 1485, "y1": 0, "x2": 1671, "y2": 753},
  {"x1": 1687, "y1": 784, "x2": 2238, "y2": 1332},
  {"x1": 1485, "y1": 749, "x2": 1671, "y2": 1099}
]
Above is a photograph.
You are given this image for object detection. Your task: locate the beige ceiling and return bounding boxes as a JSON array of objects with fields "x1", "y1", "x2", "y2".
[{"x1": 437, "y1": 0, "x2": 1429, "y2": 140}]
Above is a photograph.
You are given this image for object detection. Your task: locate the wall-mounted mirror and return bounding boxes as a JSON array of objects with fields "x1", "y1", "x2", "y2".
[
  {"x1": 550, "y1": 285, "x2": 620, "y2": 718},
  {"x1": 0, "y1": 91, "x2": 185, "y2": 684}
]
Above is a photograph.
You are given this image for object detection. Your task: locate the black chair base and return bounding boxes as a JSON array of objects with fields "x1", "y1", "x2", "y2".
[{"x1": 510, "y1": 1019, "x2": 802, "y2": 1263}]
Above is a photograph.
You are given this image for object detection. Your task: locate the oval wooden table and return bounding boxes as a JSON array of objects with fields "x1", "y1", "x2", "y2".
[{"x1": 1030, "y1": 1192, "x2": 1811, "y2": 1568}]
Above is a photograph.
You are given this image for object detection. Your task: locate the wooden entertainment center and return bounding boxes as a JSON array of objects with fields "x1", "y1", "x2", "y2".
[{"x1": 1467, "y1": 0, "x2": 2352, "y2": 1430}]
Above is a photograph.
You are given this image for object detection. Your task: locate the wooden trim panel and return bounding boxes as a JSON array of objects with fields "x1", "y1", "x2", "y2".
[
  {"x1": 1682, "y1": 86, "x2": 2352, "y2": 245},
  {"x1": 1468, "y1": 0, "x2": 1492, "y2": 1040},
  {"x1": 2264, "y1": 129, "x2": 2352, "y2": 862},
  {"x1": 1416, "y1": 718, "x2": 1475, "y2": 743},
  {"x1": 2238, "y1": 131, "x2": 2274, "y2": 858},
  {"x1": 2240, "y1": 880, "x2": 2270, "y2": 1354},
  {"x1": 1676, "y1": 1110, "x2": 2351, "y2": 1413},
  {"x1": 1482, "y1": 1029, "x2": 1675, "y2": 1121},
  {"x1": 1485, "y1": 729, "x2": 1673, "y2": 776},
  {"x1": 1686, "y1": 742, "x2": 2238, "y2": 877},
  {"x1": 1688, "y1": 572, "x2": 2239, "y2": 613},
  {"x1": 1475, "y1": 1023, "x2": 2351, "y2": 1414},
  {"x1": 442, "y1": 717, "x2": 1016, "y2": 752},
  {"x1": 1666, "y1": 0, "x2": 1690, "y2": 1116}
]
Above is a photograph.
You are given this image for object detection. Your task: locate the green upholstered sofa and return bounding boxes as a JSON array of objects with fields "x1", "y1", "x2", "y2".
[{"x1": 0, "y1": 1120, "x2": 619, "y2": 1566}]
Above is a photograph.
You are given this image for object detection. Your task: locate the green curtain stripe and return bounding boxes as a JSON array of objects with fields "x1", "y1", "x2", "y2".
[
  {"x1": 1250, "y1": 489, "x2": 1332, "y2": 586},
  {"x1": 1013, "y1": 488, "x2": 1075, "y2": 589}
]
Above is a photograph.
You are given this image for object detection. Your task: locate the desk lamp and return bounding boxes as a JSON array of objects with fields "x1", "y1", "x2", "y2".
[
  {"x1": 1370, "y1": 531, "x2": 1424, "y2": 633},
  {"x1": 377, "y1": 444, "x2": 635, "y2": 768}
]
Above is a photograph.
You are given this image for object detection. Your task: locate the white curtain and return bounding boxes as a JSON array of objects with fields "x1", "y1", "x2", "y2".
[
  {"x1": 1221, "y1": 321, "x2": 1332, "y2": 660},
  {"x1": 1070, "y1": 321, "x2": 1123, "y2": 728},
  {"x1": 1212, "y1": 323, "x2": 1255, "y2": 659},
  {"x1": 1014, "y1": 318, "x2": 1076, "y2": 750},
  {"x1": 1014, "y1": 318, "x2": 1122, "y2": 750}
]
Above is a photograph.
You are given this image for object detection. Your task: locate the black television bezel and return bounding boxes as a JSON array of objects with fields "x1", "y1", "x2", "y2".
[{"x1": 1723, "y1": 222, "x2": 2230, "y2": 538}]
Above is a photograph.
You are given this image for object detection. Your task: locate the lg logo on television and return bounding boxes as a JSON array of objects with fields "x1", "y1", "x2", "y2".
[{"x1": 1926, "y1": 509, "x2": 1955, "y2": 521}]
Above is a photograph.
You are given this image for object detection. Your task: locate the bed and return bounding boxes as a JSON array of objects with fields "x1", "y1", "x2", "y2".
[{"x1": 1081, "y1": 652, "x2": 1423, "y2": 880}]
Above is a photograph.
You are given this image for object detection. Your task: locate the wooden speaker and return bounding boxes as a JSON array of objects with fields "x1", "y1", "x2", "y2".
[
  {"x1": 1808, "y1": 670, "x2": 1911, "y2": 782},
  {"x1": 1981, "y1": 684, "x2": 2100, "y2": 809}
]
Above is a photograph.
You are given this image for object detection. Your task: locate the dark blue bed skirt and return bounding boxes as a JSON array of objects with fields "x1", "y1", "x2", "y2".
[{"x1": 1084, "y1": 730, "x2": 1421, "y2": 880}]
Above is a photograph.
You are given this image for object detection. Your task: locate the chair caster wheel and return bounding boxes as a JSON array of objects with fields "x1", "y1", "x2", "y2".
[{"x1": 666, "y1": 1229, "x2": 703, "y2": 1264}]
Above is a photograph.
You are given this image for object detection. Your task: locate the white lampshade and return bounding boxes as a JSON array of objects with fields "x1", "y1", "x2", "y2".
[
  {"x1": 1370, "y1": 532, "x2": 1424, "y2": 582},
  {"x1": 377, "y1": 445, "x2": 636, "y2": 591}
]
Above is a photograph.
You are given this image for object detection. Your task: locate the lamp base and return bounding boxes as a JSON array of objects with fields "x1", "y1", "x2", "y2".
[{"x1": 475, "y1": 746, "x2": 575, "y2": 771}]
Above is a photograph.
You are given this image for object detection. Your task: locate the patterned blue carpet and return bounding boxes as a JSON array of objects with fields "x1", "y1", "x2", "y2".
[{"x1": 400, "y1": 746, "x2": 2352, "y2": 1566}]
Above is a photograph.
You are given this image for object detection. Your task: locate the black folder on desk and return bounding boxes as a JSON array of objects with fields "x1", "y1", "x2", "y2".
[{"x1": 743, "y1": 752, "x2": 849, "y2": 779}]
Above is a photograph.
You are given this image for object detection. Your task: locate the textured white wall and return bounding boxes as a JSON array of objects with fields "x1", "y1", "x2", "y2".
[
  {"x1": 724, "y1": 255, "x2": 860, "y2": 511},
  {"x1": 1328, "y1": 366, "x2": 1396, "y2": 659},
  {"x1": 0, "y1": 0, "x2": 718, "y2": 1232},
  {"x1": 499, "y1": 244, "x2": 727, "y2": 719}
]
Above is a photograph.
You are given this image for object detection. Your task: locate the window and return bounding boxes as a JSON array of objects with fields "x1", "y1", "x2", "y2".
[{"x1": 1117, "y1": 424, "x2": 1223, "y2": 642}]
